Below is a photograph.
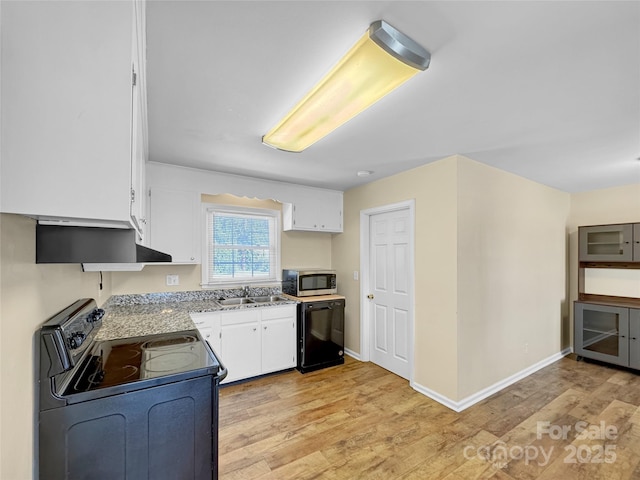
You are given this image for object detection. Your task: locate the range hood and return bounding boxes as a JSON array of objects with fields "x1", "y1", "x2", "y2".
[{"x1": 36, "y1": 224, "x2": 172, "y2": 265}]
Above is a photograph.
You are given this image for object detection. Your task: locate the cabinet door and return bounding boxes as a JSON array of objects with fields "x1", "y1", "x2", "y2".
[
  {"x1": 149, "y1": 188, "x2": 201, "y2": 263},
  {"x1": 286, "y1": 196, "x2": 318, "y2": 231},
  {"x1": 634, "y1": 224, "x2": 640, "y2": 261},
  {"x1": 579, "y1": 224, "x2": 634, "y2": 262},
  {"x1": 282, "y1": 190, "x2": 343, "y2": 233},
  {"x1": 630, "y1": 309, "x2": 640, "y2": 370},
  {"x1": 1, "y1": 1, "x2": 135, "y2": 225},
  {"x1": 129, "y1": 1, "x2": 147, "y2": 239},
  {"x1": 220, "y1": 310, "x2": 261, "y2": 383},
  {"x1": 575, "y1": 302, "x2": 629, "y2": 367},
  {"x1": 261, "y1": 307, "x2": 296, "y2": 374}
]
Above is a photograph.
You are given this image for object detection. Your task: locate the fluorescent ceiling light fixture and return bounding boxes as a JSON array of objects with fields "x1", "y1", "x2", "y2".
[{"x1": 262, "y1": 20, "x2": 430, "y2": 152}]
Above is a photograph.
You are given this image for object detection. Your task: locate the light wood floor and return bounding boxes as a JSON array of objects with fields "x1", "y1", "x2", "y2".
[{"x1": 218, "y1": 355, "x2": 640, "y2": 479}]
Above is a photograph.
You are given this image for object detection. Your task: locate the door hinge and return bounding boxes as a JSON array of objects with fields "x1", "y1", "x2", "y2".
[
  {"x1": 130, "y1": 189, "x2": 136, "y2": 202},
  {"x1": 132, "y1": 69, "x2": 137, "y2": 87}
]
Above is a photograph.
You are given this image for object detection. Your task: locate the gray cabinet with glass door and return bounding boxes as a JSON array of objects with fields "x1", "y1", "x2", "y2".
[
  {"x1": 579, "y1": 223, "x2": 640, "y2": 262},
  {"x1": 575, "y1": 221, "x2": 640, "y2": 370}
]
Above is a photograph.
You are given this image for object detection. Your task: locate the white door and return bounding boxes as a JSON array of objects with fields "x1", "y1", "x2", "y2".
[{"x1": 368, "y1": 208, "x2": 412, "y2": 379}]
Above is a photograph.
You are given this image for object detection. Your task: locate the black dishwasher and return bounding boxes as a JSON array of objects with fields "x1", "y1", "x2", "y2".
[{"x1": 298, "y1": 299, "x2": 345, "y2": 372}]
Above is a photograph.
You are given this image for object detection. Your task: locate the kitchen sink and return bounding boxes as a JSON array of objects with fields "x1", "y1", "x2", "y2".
[
  {"x1": 250, "y1": 295, "x2": 287, "y2": 303},
  {"x1": 217, "y1": 298, "x2": 255, "y2": 306}
]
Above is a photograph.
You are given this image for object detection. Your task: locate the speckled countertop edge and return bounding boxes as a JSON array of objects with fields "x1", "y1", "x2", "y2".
[{"x1": 96, "y1": 288, "x2": 297, "y2": 341}]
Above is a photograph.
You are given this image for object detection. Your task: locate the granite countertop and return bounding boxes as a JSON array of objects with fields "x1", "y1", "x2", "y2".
[{"x1": 95, "y1": 289, "x2": 297, "y2": 341}]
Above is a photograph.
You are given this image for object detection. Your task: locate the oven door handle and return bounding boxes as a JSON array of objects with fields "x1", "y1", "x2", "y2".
[
  {"x1": 217, "y1": 357, "x2": 228, "y2": 382},
  {"x1": 206, "y1": 343, "x2": 228, "y2": 382}
]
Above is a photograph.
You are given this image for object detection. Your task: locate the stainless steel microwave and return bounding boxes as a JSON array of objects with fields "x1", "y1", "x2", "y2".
[{"x1": 282, "y1": 269, "x2": 337, "y2": 297}]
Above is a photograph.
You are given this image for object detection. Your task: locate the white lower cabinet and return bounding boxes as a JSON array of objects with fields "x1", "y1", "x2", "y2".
[
  {"x1": 190, "y1": 312, "x2": 221, "y2": 354},
  {"x1": 220, "y1": 310, "x2": 261, "y2": 383},
  {"x1": 190, "y1": 304, "x2": 296, "y2": 384},
  {"x1": 261, "y1": 307, "x2": 297, "y2": 374}
]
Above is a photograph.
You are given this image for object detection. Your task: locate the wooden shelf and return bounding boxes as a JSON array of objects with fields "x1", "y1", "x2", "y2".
[
  {"x1": 580, "y1": 262, "x2": 640, "y2": 269},
  {"x1": 578, "y1": 294, "x2": 640, "y2": 309}
]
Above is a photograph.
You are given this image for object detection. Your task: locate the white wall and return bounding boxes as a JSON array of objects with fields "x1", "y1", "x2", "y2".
[{"x1": 147, "y1": 161, "x2": 343, "y2": 206}]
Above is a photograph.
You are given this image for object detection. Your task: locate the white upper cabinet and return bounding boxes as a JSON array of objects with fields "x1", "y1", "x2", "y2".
[
  {"x1": 283, "y1": 189, "x2": 343, "y2": 233},
  {"x1": 1, "y1": 0, "x2": 148, "y2": 237},
  {"x1": 129, "y1": 0, "x2": 148, "y2": 238},
  {"x1": 148, "y1": 188, "x2": 201, "y2": 264}
]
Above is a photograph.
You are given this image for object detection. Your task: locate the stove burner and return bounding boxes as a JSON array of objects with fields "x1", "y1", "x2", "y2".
[
  {"x1": 120, "y1": 364, "x2": 139, "y2": 380},
  {"x1": 123, "y1": 348, "x2": 142, "y2": 360},
  {"x1": 87, "y1": 369, "x2": 105, "y2": 386},
  {"x1": 142, "y1": 352, "x2": 199, "y2": 373}
]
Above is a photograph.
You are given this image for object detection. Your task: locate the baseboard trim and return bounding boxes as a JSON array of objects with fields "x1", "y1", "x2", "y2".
[
  {"x1": 344, "y1": 348, "x2": 361, "y2": 361},
  {"x1": 411, "y1": 348, "x2": 572, "y2": 412}
]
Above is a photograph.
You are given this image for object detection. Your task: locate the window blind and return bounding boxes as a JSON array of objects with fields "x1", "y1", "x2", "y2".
[{"x1": 204, "y1": 205, "x2": 279, "y2": 285}]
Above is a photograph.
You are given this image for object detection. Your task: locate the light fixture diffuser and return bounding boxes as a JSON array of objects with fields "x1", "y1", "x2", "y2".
[{"x1": 262, "y1": 20, "x2": 430, "y2": 152}]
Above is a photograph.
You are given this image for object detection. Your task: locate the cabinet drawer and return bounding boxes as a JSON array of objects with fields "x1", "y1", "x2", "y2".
[
  {"x1": 190, "y1": 312, "x2": 220, "y2": 327},
  {"x1": 261, "y1": 305, "x2": 296, "y2": 321},
  {"x1": 221, "y1": 309, "x2": 260, "y2": 326}
]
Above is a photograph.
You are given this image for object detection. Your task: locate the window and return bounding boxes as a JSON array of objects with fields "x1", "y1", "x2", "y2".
[{"x1": 203, "y1": 204, "x2": 280, "y2": 286}]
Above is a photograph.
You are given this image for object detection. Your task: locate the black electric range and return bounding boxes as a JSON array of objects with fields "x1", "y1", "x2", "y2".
[{"x1": 37, "y1": 298, "x2": 227, "y2": 480}]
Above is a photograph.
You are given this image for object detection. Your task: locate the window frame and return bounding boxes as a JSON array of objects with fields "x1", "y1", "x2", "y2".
[{"x1": 201, "y1": 203, "x2": 281, "y2": 287}]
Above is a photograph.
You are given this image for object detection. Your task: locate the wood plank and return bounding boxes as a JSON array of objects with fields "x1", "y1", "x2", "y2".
[{"x1": 218, "y1": 355, "x2": 640, "y2": 479}]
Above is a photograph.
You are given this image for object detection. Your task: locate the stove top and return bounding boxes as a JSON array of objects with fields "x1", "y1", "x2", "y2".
[{"x1": 64, "y1": 331, "x2": 217, "y2": 395}]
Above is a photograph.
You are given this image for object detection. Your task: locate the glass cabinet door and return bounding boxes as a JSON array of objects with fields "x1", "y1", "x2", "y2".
[
  {"x1": 575, "y1": 302, "x2": 629, "y2": 366},
  {"x1": 579, "y1": 224, "x2": 633, "y2": 262}
]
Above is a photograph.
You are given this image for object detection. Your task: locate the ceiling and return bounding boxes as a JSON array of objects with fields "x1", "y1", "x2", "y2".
[{"x1": 145, "y1": 1, "x2": 640, "y2": 193}]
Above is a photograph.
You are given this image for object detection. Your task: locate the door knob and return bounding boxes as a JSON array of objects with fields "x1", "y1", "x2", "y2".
[{"x1": 367, "y1": 294, "x2": 374, "y2": 299}]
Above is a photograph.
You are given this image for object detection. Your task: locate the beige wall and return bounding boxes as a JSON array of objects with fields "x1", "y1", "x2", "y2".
[
  {"x1": 567, "y1": 183, "x2": 640, "y2": 340},
  {"x1": 336, "y1": 155, "x2": 570, "y2": 402},
  {"x1": 111, "y1": 194, "x2": 332, "y2": 294},
  {"x1": 456, "y1": 157, "x2": 570, "y2": 398},
  {"x1": 335, "y1": 156, "x2": 460, "y2": 399},
  {"x1": 0, "y1": 213, "x2": 112, "y2": 480}
]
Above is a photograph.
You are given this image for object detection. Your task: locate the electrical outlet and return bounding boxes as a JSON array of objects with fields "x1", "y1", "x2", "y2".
[
  {"x1": 166, "y1": 274, "x2": 179, "y2": 286},
  {"x1": 353, "y1": 271, "x2": 359, "y2": 281}
]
